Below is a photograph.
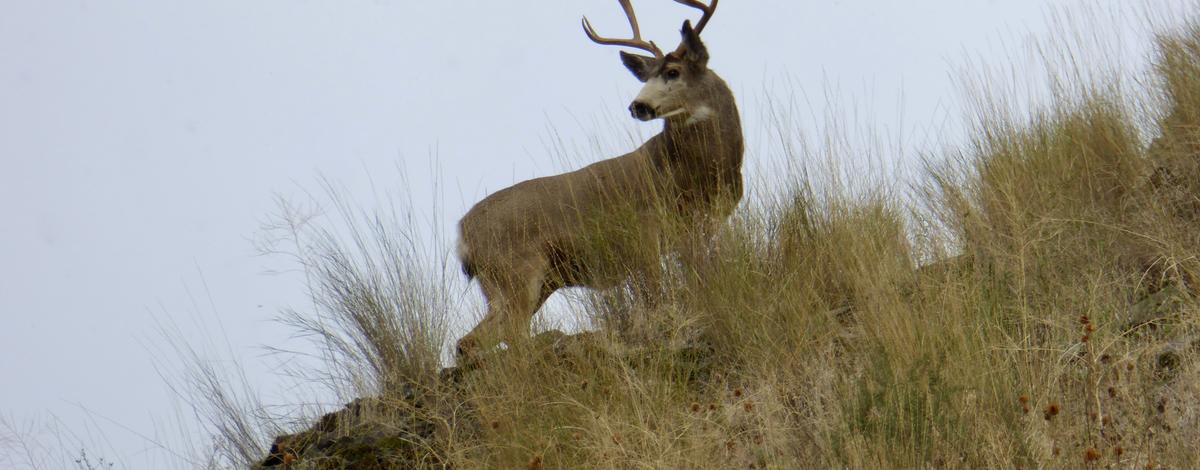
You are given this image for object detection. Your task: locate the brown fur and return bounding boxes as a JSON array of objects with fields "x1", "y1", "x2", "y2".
[{"x1": 456, "y1": 22, "x2": 743, "y2": 359}]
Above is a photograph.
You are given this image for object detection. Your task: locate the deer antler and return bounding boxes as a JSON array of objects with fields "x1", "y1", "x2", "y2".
[
  {"x1": 582, "y1": 0, "x2": 664, "y2": 58},
  {"x1": 672, "y1": 0, "x2": 718, "y2": 35}
]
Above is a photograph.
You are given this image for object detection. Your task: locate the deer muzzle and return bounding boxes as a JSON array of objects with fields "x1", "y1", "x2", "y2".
[{"x1": 629, "y1": 101, "x2": 656, "y2": 121}]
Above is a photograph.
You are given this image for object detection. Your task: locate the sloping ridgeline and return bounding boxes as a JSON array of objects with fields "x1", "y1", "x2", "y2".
[{"x1": 254, "y1": 19, "x2": 1200, "y2": 470}]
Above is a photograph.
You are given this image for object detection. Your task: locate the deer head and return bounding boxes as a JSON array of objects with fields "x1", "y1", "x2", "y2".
[{"x1": 583, "y1": 0, "x2": 720, "y2": 123}]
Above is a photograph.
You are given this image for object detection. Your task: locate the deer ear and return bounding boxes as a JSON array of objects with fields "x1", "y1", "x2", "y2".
[
  {"x1": 679, "y1": 20, "x2": 709, "y2": 67},
  {"x1": 620, "y1": 51, "x2": 656, "y2": 82}
]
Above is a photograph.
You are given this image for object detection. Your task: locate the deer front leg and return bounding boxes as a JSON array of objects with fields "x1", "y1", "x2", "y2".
[{"x1": 677, "y1": 214, "x2": 723, "y2": 278}]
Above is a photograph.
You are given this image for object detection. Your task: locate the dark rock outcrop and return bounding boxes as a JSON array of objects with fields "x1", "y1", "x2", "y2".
[{"x1": 255, "y1": 330, "x2": 715, "y2": 469}]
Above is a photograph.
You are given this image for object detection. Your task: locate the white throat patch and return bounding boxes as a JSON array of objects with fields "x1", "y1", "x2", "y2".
[{"x1": 686, "y1": 105, "x2": 714, "y2": 125}]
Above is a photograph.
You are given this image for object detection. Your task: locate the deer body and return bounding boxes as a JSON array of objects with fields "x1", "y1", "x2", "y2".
[{"x1": 456, "y1": 0, "x2": 741, "y2": 358}]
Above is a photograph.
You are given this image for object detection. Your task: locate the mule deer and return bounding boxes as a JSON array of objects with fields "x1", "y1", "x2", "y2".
[{"x1": 455, "y1": 0, "x2": 743, "y2": 359}]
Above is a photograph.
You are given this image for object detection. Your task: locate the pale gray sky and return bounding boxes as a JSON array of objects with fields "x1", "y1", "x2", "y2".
[{"x1": 0, "y1": 0, "x2": 1178, "y2": 467}]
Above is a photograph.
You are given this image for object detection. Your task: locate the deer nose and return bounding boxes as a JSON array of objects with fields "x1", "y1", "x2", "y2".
[{"x1": 629, "y1": 101, "x2": 655, "y2": 121}]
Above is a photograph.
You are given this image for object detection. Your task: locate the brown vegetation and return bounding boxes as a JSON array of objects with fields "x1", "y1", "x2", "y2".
[{"x1": 236, "y1": 15, "x2": 1200, "y2": 470}]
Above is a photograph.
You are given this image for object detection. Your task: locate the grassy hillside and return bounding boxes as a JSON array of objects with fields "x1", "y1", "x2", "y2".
[{"x1": 228, "y1": 15, "x2": 1200, "y2": 470}]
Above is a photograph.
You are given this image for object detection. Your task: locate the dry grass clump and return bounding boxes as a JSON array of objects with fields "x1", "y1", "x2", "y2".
[{"x1": 201, "y1": 12, "x2": 1200, "y2": 470}]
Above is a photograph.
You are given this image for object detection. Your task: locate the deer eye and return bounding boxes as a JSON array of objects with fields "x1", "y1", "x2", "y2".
[{"x1": 665, "y1": 69, "x2": 680, "y2": 80}]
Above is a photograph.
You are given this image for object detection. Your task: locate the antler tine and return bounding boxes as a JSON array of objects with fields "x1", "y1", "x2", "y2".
[
  {"x1": 582, "y1": 0, "x2": 664, "y2": 58},
  {"x1": 672, "y1": 0, "x2": 718, "y2": 34}
]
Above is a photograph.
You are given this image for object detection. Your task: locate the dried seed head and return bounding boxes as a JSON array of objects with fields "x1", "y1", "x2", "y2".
[
  {"x1": 1018, "y1": 395, "x2": 1030, "y2": 404},
  {"x1": 743, "y1": 402, "x2": 754, "y2": 412},
  {"x1": 528, "y1": 455, "x2": 544, "y2": 470},
  {"x1": 1084, "y1": 448, "x2": 1101, "y2": 462},
  {"x1": 1044, "y1": 403, "x2": 1060, "y2": 420},
  {"x1": 491, "y1": 421, "x2": 501, "y2": 430},
  {"x1": 1107, "y1": 387, "x2": 1117, "y2": 398},
  {"x1": 733, "y1": 388, "x2": 743, "y2": 398},
  {"x1": 691, "y1": 402, "x2": 701, "y2": 413}
]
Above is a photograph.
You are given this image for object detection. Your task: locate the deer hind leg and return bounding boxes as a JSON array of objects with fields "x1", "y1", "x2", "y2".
[{"x1": 456, "y1": 256, "x2": 554, "y2": 360}]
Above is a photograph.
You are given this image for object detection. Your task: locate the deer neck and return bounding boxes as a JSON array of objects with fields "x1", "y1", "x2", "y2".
[{"x1": 651, "y1": 86, "x2": 742, "y2": 170}]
